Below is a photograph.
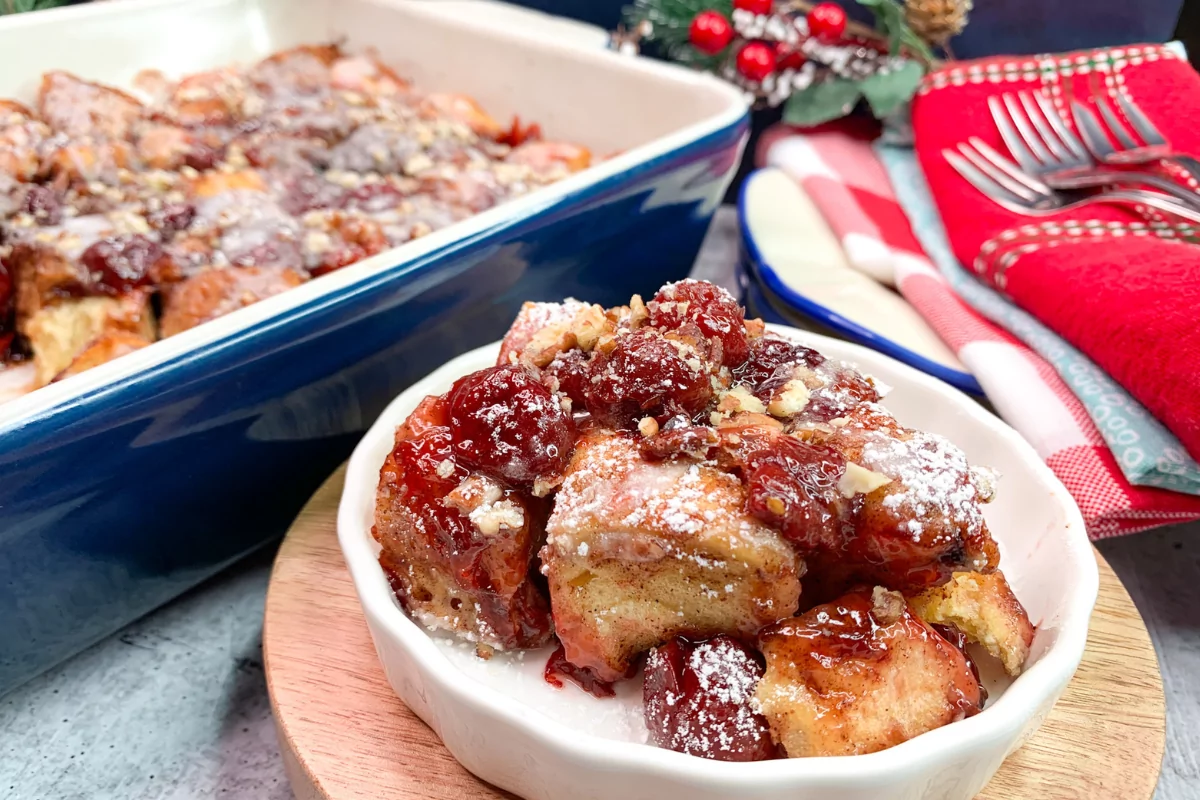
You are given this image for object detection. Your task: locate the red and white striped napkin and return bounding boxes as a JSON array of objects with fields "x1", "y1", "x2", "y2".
[{"x1": 758, "y1": 127, "x2": 1200, "y2": 538}]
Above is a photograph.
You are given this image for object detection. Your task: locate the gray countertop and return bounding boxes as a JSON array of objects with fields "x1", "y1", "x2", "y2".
[{"x1": 2, "y1": 210, "x2": 1196, "y2": 800}]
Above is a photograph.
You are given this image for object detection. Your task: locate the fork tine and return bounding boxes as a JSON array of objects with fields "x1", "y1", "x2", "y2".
[
  {"x1": 1028, "y1": 91, "x2": 1089, "y2": 161},
  {"x1": 988, "y1": 95, "x2": 1042, "y2": 173},
  {"x1": 943, "y1": 148, "x2": 1031, "y2": 208},
  {"x1": 1114, "y1": 91, "x2": 1168, "y2": 146},
  {"x1": 956, "y1": 143, "x2": 1043, "y2": 202},
  {"x1": 1071, "y1": 101, "x2": 1118, "y2": 160},
  {"x1": 1095, "y1": 96, "x2": 1140, "y2": 150},
  {"x1": 964, "y1": 137, "x2": 1052, "y2": 197},
  {"x1": 1002, "y1": 93, "x2": 1058, "y2": 165},
  {"x1": 1016, "y1": 92, "x2": 1074, "y2": 163}
]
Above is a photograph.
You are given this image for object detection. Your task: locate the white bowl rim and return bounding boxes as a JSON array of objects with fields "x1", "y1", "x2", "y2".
[{"x1": 337, "y1": 324, "x2": 1098, "y2": 786}]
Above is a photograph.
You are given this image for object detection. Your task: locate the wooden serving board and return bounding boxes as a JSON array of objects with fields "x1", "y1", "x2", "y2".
[{"x1": 264, "y1": 467, "x2": 1166, "y2": 800}]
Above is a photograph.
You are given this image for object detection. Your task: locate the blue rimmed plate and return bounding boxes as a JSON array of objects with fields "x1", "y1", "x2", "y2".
[{"x1": 737, "y1": 168, "x2": 982, "y2": 395}]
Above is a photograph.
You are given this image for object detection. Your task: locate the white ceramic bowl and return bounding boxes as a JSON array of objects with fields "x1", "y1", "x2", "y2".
[{"x1": 338, "y1": 325, "x2": 1097, "y2": 800}]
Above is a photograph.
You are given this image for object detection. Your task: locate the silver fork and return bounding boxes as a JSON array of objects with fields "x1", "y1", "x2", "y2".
[
  {"x1": 988, "y1": 91, "x2": 1200, "y2": 210},
  {"x1": 943, "y1": 139, "x2": 1200, "y2": 223},
  {"x1": 1071, "y1": 92, "x2": 1200, "y2": 180}
]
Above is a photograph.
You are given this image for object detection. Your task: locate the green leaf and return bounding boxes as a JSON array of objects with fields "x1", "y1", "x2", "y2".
[
  {"x1": 854, "y1": 0, "x2": 933, "y2": 62},
  {"x1": 783, "y1": 77, "x2": 863, "y2": 127},
  {"x1": 859, "y1": 59, "x2": 923, "y2": 118}
]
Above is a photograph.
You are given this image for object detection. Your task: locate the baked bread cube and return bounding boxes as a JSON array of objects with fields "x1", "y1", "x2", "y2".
[
  {"x1": 373, "y1": 395, "x2": 553, "y2": 650},
  {"x1": 37, "y1": 71, "x2": 143, "y2": 140},
  {"x1": 0, "y1": 102, "x2": 51, "y2": 182},
  {"x1": 164, "y1": 68, "x2": 249, "y2": 127},
  {"x1": 52, "y1": 329, "x2": 151, "y2": 382},
  {"x1": 506, "y1": 141, "x2": 592, "y2": 174},
  {"x1": 541, "y1": 427, "x2": 803, "y2": 682},
  {"x1": 496, "y1": 298, "x2": 608, "y2": 368},
  {"x1": 329, "y1": 54, "x2": 410, "y2": 97},
  {"x1": 791, "y1": 403, "x2": 1001, "y2": 595},
  {"x1": 756, "y1": 587, "x2": 983, "y2": 757},
  {"x1": 909, "y1": 570, "x2": 1034, "y2": 676},
  {"x1": 159, "y1": 267, "x2": 305, "y2": 337},
  {"x1": 8, "y1": 240, "x2": 92, "y2": 325},
  {"x1": 23, "y1": 291, "x2": 154, "y2": 387}
]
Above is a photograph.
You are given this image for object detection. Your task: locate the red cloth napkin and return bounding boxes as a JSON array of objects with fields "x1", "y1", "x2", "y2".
[{"x1": 912, "y1": 45, "x2": 1200, "y2": 460}]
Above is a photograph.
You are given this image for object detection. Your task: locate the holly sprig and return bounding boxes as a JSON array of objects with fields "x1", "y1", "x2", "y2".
[
  {"x1": 785, "y1": 0, "x2": 928, "y2": 126},
  {"x1": 620, "y1": 0, "x2": 937, "y2": 127},
  {"x1": 624, "y1": 0, "x2": 735, "y2": 69}
]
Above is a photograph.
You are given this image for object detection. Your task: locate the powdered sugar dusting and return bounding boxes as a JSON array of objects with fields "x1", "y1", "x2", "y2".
[
  {"x1": 545, "y1": 431, "x2": 786, "y2": 563},
  {"x1": 860, "y1": 427, "x2": 984, "y2": 542}
]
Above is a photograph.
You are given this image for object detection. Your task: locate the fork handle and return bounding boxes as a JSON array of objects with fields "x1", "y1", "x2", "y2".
[
  {"x1": 1055, "y1": 170, "x2": 1200, "y2": 211},
  {"x1": 1163, "y1": 156, "x2": 1200, "y2": 188},
  {"x1": 1103, "y1": 190, "x2": 1200, "y2": 225}
]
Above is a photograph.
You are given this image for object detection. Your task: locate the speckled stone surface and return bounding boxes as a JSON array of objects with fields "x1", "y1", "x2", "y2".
[{"x1": 1, "y1": 210, "x2": 1195, "y2": 799}]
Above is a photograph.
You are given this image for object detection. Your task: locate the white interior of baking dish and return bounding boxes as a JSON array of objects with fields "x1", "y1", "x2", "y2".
[
  {"x1": 337, "y1": 326, "x2": 1098, "y2": 798},
  {"x1": 0, "y1": 0, "x2": 748, "y2": 424}
]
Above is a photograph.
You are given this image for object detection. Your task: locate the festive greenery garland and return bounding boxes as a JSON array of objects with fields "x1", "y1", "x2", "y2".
[{"x1": 615, "y1": 0, "x2": 970, "y2": 125}]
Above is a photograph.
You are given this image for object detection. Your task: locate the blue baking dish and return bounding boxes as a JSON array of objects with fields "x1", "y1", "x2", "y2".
[{"x1": 0, "y1": 0, "x2": 748, "y2": 694}]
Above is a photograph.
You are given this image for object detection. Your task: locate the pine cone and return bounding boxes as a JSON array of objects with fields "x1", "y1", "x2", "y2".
[{"x1": 904, "y1": 0, "x2": 971, "y2": 48}]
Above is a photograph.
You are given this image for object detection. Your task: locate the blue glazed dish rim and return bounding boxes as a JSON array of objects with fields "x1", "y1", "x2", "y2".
[{"x1": 736, "y1": 169, "x2": 984, "y2": 396}]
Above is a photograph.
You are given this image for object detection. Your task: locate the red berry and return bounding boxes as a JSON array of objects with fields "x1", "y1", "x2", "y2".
[
  {"x1": 735, "y1": 41, "x2": 777, "y2": 82},
  {"x1": 741, "y1": 435, "x2": 848, "y2": 553},
  {"x1": 734, "y1": 335, "x2": 823, "y2": 396},
  {"x1": 21, "y1": 185, "x2": 63, "y2": 225},
  {"x1": 448, "y1": 365, "x2": 575, "y2": 488},
  {"x1": 648, "y1": 279, "x2": 749, "y2": 367},
  {"x1": 80, "y1": 235, "x2": 168, "y2": 294},
  {"x1": 543, "y1": 348, "x2": 591, "y2": 408},
  {"x1": 733, "y1": 0, "x2": 774, "y2": 14},
  {"x1": 183, "y1": 142, "x2": 220, "y2": 171},
  {"x1": 148, "y1": 202, "x2": 196, "y2": 236},
  {"x1": 775, "y1": 42, "x2": 807, "y2": 71},
  {"x1": 688, "y1": 10, "x2": 734, "y2": 55},
  {"x1": 644, "y1": 636, "x2": 779, "y2": 761},
  {"x1": 584, "y1": 328, "x2": 714, "y2": 429},
  {"x1": 807, "y1": 2, "x2": 847, "y2": 43}
]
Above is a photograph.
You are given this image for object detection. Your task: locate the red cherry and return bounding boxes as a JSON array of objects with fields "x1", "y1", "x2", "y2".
[
  {"x1": 775, "y1": 42, "x2": 807, "y2": 71},
  {"x1": 807, "y1": 2, "x2": 847, "y2": 43},
  {"x1": 448, "y1": 365, "x2": 576, "y2": 488},
  {"x1": 733, "y1": 0, "x2": 774, "y2": 15},
  {"x1": 648, "y1": 279, "x2": 749, "y2": 368},
  {"x1": 735, "y1": 41, "x2": 777, "y2": 82},
  {"x1": 644, "y1": 636, "x2": 779, "y2": 761},
  {"x1": 689, "y1": 10, "x2": 734, "y2": 55}
]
